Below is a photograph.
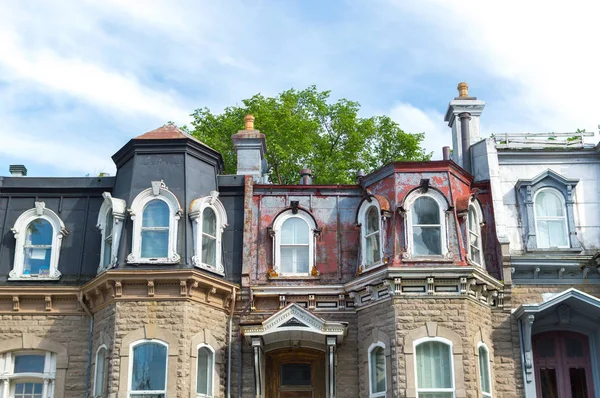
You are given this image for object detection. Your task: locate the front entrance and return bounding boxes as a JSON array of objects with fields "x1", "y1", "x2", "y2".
[
  {"x1": 533, "y1": 331, "x2": 595, "y2": 398},
  {"x1": 266, "y1": 349, "x2": 326, "y2": 398}
]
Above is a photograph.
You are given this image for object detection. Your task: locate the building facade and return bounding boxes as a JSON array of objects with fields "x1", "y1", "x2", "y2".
[{"x1": 0, "y1": 84, "x2": 597, "y2": 398}]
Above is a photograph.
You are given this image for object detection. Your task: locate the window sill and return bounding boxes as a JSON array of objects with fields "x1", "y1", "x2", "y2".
[
  {"x1": 269, "y1": 274, "x2": 321, "y2": 281},
  {"x1": 193, "y1": 263, "x2": 225, "y2": 276},
  {"x1": 403, "y1": 256, "x2": 454, "y2": 263},
  {"x1": 126, "y1": 254, "x2": 180, "y2": 264},
  {"x1": 8, "y1": 275, "x2": 60, "y2": 281},
  {"x1": 526, "y1": 247, "x2": 582, "y2": 254}
]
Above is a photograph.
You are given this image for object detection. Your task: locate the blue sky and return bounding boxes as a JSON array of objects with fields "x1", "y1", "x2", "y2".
[{"x1": 0, "y1": 0, "x2": 598, "y2": 177}]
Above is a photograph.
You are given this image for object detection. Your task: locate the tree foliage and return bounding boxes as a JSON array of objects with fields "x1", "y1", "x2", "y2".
[{"x1": 189, "y1": 86, "x2": 431, "y2": 184}]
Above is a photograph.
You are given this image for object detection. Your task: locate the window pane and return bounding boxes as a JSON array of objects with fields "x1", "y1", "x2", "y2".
[
  {"x1": 540, "y1": 368, "x2": 559, "y2": 398},
  {"x1": 141, "y1": 230, "x2": 169, "y2": 258},
  {"x1": 14, "y1": 382, "x2": 43, "y2": 398},
  {"x1": 479, "y1": 347, "x2": 491, "y2": 394},
  {"x1": 413, "y1": 197, "x2": 440, "y2": 225},
  {"x1": 103, "y1": 240, "x2": 113, "y2": 268},
  {"x1": 105, "y1": 212, "x2": 113, "y2": 236},
  {"x1": 536, "y1": 220, "x2": 568, "y2": 248},
  {"x1": 536, "y1": 337, "x2": 555, "y2": 358},
  {"x1": 565, "y1": 337, "x2": 584, "y2": 358},
  {"x1": 281, "y1": 246, "x2": 309, "y2": 273},
  {"x1": 366, "y1": 206, "x2": 380, "y2": 234},
  {"x1": 25, "y1": 219, "x2": 53, "y2": 246},
  {"x1": 23, "y1": 247, "x2": 51, "y2": 275},
  {"x1": 536, "y1": 190, "x2": 564, "y2": 217},
  {"x1": 95, "y1": 348, "x2": 106, "y2": 396},
  {"x1": 416, "y1": 342, "x2": 452, "y2": 389},
  {"x1": 202, "y1": 208, "x2": 216, "y2": 236},
  {"x1": 370, "y1": 346, "x2": 386, "y2": 393},
  {"x1": 132, "y1": 343, "x2": 167, "y2": 391},
  {"x1": 413, "y1": 227, "x2": 441, "y2": 255},
  {"x1": 202, "y1": 235, "x2": 217, "y2": 267},
  {"x1": 197, "y1": 347, "x2": 213, "y2": 395},
  {"x1": 281, "y1": 218, "x2": 309, "y2": 245},
  {"x1": 570, "y1": 368, "x2": 589, "y2": 398},
  {"x1": 281, "y1": 363, "x2": 311, "y2": 386},
  {"x1": 468, "y1": 207, "x2": 478, "y2": 232},
  {"x1": 142, "y1": 200, "x2": 169, "y2": 228},
  {"x1": 366, "y1": 233, "x2": 381, "y2": 265},
  {"x1": 14, "y1": 354, "x2": 45, "y2": 373}
]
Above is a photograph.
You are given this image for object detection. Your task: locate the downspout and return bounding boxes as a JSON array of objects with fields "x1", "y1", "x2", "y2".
[
  {"x1": 227, "y1": 287, "x2": 237, "y2": 398},
  {"x1": 459, "y1": 112, "x2": 472, "y2": 173},
  {"x1": 78, "y1": 292, "x2": 93, "y2": 398}
]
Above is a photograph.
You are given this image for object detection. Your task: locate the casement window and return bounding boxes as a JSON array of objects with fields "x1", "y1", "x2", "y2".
[
  {"x1": 368, "y1": 343, "x2": 386, "y2": 397},
  {"x1": 404, "y1": 190, "x2": 449, "y2": 258},
  {"x1": 467, "y1": 203, "x2": 484, "y2": 266},
  {"x1": 478, "y1": 343, "x2": 492, "y2": 398},
  {"x1": 128, "y1": 181, "x2": 182, "y2": 264},
  {"x1": 97, "y1": 192, "x2": 126, "y2": 273},
  {"x1": 0, "y1": 351, "x2": 57, "y2": 398},
  {"x1": 415, "y1": 339, "x2": 455, "y2": 398},
  {"x1": 534, "y1": 188, "x2": 569, "y2": 248},
  {"x1": 358, "y1": 200, "x2": 383, "y2": 268},
  {"x1": 9, "y1": 202, "x2": 67, "y2": 280},
  {"x1": 190, "y1": 192, "x2": 228, "y2": 275},
  {"x1": 129, "y1": 341, "x2": 168, "y2": 398},
  {"x1": 195, "y1": 345, "x2": 215, "y2": 398},
  {"x1": 93, "y1": 345, "x2": 108, "y2": 398},
  {"x1": 272, "y1": 210, "x2": 317, "y2": 276}
]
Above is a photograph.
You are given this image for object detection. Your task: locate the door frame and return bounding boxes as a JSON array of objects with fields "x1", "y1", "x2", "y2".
[{"x1": 265, "y1": 348, "x2": 326, "y2": 398}]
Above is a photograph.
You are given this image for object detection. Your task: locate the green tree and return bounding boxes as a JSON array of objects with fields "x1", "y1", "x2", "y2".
[{"x1": 189, "y1": 86, "x2": 431, "y2": 184}]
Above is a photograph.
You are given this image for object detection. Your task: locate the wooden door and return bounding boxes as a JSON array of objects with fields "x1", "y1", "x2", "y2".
[
  {"x1": 533, "y1": 331, "x2": 594, "y2": 398},
  {"x1": 266, "y1": 349, "x2": 326, "y2": 398}
]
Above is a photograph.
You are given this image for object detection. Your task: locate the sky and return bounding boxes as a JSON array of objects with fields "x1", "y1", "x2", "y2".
[{"x1": 0, "y1": 0, "x2": 598, "y2": 177}]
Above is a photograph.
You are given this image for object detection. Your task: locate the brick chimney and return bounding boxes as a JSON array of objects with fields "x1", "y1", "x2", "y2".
[
  {"x1": 444, "y1": 82, "x2": 485, "y2": 172},
  {"x1": 231, "y1": 114, "x2": 267, "y2": 182}
]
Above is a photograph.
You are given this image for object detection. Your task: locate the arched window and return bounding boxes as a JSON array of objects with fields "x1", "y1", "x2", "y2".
[
  {"x1": 272, "y1": 210, "x2": 316, "y2": 276},
  {"x1": 468, "y1": 203, "x2": 484, "y2": 266},
  {"x1": 94, "y1": 345, "x2": 107, "y2": 398},
  {"x1": 129, "y1": 341, "x2": 168, "y2": 398},
  {"x1": 10, "y1": 202, "x2": 67, "y2": 280},
  {"x1": 357, "y1": 198, "x2": 384, "y2": 269},
  {"x1": 534, "y1": 188, "x2": 568, "y2": 248},
  {"x1": 415, "y1": 339, "x2": 455, "y2": 397},
  {"x1": 190, "y1": 192, "x2": 228, "y2": 275},
  {"x1": 368, "y1": 343, "x2": 386, "y2": 397},
  {"x1": 0, "y1": 351, "x2": 57, "y2": 397},
  {"x1": 196, "y1": 345, "x2": 215, "y2": 397},
  {"x1": 97, "y1": 192, "x2": 126, "y2": 273},
  {"x1": 412, "y1": 197, "x2": 442, "y2": 256},
  {"x1": 103, "y1": 212, "x2": 114, "y2": 268},
  {"x1": 128, "y1": 181, "x2": 182, "y2": 264},
  {"x1": 478, "y1": 343, "x2": 492, "y2": 398}
]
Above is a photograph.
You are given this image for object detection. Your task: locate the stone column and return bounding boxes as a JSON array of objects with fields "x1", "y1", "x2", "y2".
[
  {"x1": 327, "y1": 336, "x2": 337, "y2": 398},
  {"x1": 252, "y1": 337, "x2": 264, "y2": 398}
]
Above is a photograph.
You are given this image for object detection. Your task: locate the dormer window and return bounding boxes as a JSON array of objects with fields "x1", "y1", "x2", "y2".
[
  {"x1": 404, "y1": 190, "x2": 449, "y2": 258},
  {"x1": 190, "y1": 192, "x2": 228, "y2": 275},
  {"x1": 272, "y1": 210, "x2": 317, "y2": 276},
  {"x1": 467, "y1": 202, "x2": 484, "y2": 266},
  {"x1": 534, "y1": 188, "x2": 568, "y2": 248},
  {"x1": 10, "y1": 202, "x2": 67, "y2": 280},
  {"x1": 357, "y1": 197, "x2": 386, "y2": 269},
  {"x1": 97, "y1": 192, "x2": 126, "y2": 272},
  {"x1": 128, "y1": 181, "x2": 182, "y2": 264}
]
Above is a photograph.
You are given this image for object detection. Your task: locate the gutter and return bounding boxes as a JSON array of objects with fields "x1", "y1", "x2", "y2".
[{"x1": 78, "y1": 292, "x2": 94, "y2": 398}]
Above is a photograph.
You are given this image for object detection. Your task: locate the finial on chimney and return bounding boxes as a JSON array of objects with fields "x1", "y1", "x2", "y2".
[
  {"x1": 244, "y1": 114, "x2": 255, "y2": 130},
  {"x1": 457, "y1": 82, "x2": 469, "y2": 98}
]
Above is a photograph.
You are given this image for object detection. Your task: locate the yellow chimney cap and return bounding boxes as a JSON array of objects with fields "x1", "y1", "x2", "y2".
[
  {"x1": 457, "y1": 82, "x2": 469, "y2": 98},
  {"x1": 244, "y1": 114, "x2": 255, "y2": 130}
]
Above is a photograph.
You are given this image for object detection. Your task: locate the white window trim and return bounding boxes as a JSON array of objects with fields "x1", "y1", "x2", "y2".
[
  {"x1": 97, "y1": 193, "x2": 126, "y2": 273},
  {"x1": 368, "y1": 342, "x2": 387, "y2": 398},
  {"x1": 127, "y1": 181, "x2": 182, "y2": 264},
  {"x1": 190, "y1": 191, "x2": 228, "y2": 275},
  {"x1": 93, "y1": 344, "x2": 108, "y2": 398},
  {"x1": 128, "y1": 340, "x2": 169, "y2": 398},
  {"x1": 358, "y1": 201, "x2": 384, "y2": 269},
  {"x1": 477, "y1": 342, "x2": 492, "y2": 398},
  {"x1": 9, "y1": 202, "x2": 67, "y2": 281},
  {"x1": 404, "y1": 190, "x2": 449, "y2": 259},
  {"x1": 533, "y1": 187, "x2": 570, "y2": 249},
  {"x1": 195, "y1": 344, "x2": 215, "y2": 398},
  {"x1": 0, "y1": 351, "x2": 57, "y2": 398},
  {"x1": 413, "y1": 337, "x2": 456, "y2": 398},
  {"x1": 467, "y1": 202, "x2": 484, "y2": 267},
  {"x1": 272, "y1": 210, "x2": 316, "y2": 276}
]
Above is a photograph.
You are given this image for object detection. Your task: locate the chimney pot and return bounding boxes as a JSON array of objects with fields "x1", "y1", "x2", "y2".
[
  {"x1": 9, "y1": 165, "x2": 27, "y2": 177},
  {"x1": 442, "y1": 146, "x2": 451, "y2": 161},
  {"x1": 300, "y1": 168, "x2": 312, "y2": 185},
  {"x1": 457, "y1": 82, "x2": 469, "y2": 98},
  {"x1": 244, "y1": 114, "x2": 255, "y2": 130}
]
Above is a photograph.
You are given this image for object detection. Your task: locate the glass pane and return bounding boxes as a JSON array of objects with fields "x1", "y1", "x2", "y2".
[
  {"x1": 25, "y1": 219, "x2": 53, "y2": 245},
  {"x1": 197, "y1": 347, "x2": 213, "y2": 394},
  {"x1": 366, "y1": 233, "x2": 381, "y2": 265},
  {"x1": 281, "y1": 363, "x2": 311, "y2": 386},
  {"x1": 14, "y1": 382, "x2": 43, "y2": 398},
  {"x1": 468, "y1": 207, "x2": 478, "y2": 232},
  {"x1": 536, "y1": 220, "x2": 568, "y2": 248},
  {"x1": 14, "y1": 354, "x2": 45, "y2": 373},
  {"x1": 565, "y1": 337, "x2": 584, "y2": 358},
  {"x1": 470, "y1": 245, "x2": 481, "y2": 265},
  {"x1": 540, "y1": 368, "x2": 559, "y2": 398},
  {"x1": 202, "y1": 235, "x2": 217, "y2": 267},
  {"x1": 23, "y1": 247, "x2": 51, "y2": 275},
  {"x1": 131, "y1": 343, "x2": 167, "y2": 391},
  {"x1": 536, "y1": 190, "x2": 564, "y2": 217},
  {"x1": 370, "y1": 347, "x2": 386, "y2": 393},
  {"x1": 570, "y1": 368, "x2": 589, "y2": 398},
  {"x1": 416, "y1": 342, "x2": 452, "y2": 389},
  {"x1": 142, "y1": 200, "x2": 169, "y2": 228},
  {"x1": 103, "y1": 240, "x2": 112, "y2": 268},
  {"x1": 281, "y1": 218, "x2": 309, "y2": 245},
  {"x1": 479, "y1": 347, "x2": 491, "y2": 393},
  {"x1": 366, "y1": 206, "x2": 380, "y2": 234},
  {"x1": 413, "y1": 226, "x2": 442, "y2": 255},
  {"x1": 105, "y1": 212, "x2": 113, "y2": 236},
  {"x1": 536, "y1": 337, "x2": 555, "y2": 358},
  {"x1": 202, "y1": 208, "x2": 216, "y2": 236},
  {"x1": 95, "y1": 348, "x2": 106, "y2": 396},
  {"x1": 413, "y1": 197, "x2": 440, "y2": 225},
  {"x1": 141, "y1": 230, "x2": 169, "y2": 258},
  {"x1": 281, "y1": 246, "x2": 309, "y2": 273}
]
